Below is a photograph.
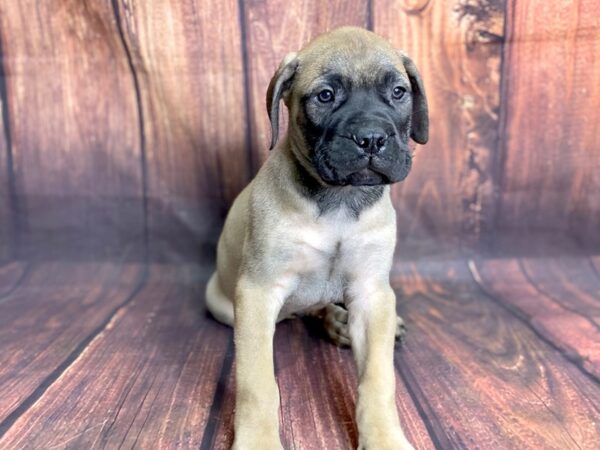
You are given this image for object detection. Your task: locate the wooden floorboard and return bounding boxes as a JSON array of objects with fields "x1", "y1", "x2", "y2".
[
  {"x1": 393, "y1": 258, "x2": 599, "y2": 449},
  {"x1": 276, "y1": 321, "x2": 434, "y2": 450},
  {"x1": 520, "y1": 257, "x2": 600, "y2": 326},
  {"x1": 0, "y1": 262, "x2": 145, "y2": 429},
  {"x1": 473, "y1": 258, "x2": 600, "y2": 380},
  {"x1": 0, "y1": 258, "x2": 598, "y2": 449},
  {"x1": 0, "y1": 263, "x2": 230, "y2": 449}
]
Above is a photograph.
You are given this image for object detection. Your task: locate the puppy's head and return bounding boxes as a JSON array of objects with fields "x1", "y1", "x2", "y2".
[{"x1": 267, "y1": 27, "x2": 428, "y2": 186}]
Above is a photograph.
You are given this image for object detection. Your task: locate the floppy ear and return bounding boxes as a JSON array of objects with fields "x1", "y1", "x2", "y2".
[
  {"x1": 266, "y1": 52, "x2": 299, "y2": 150},
  {"x1": 401, "y1": 53, "x2": 429, "y2": 144}
]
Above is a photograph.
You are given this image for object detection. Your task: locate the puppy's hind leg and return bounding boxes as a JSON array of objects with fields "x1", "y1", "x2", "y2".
[
  {"x1": 305, "y1": 303, "x2": 407, "y2": 347},
  {"x1": 205, "y1": 272, "x2": 234, "y2": 327},
  {"x1": 304, "y1": 304, "x2": 351, "y2": 347}
]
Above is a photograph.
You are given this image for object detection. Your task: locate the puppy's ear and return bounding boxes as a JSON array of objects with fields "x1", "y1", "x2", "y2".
[
  {"x1": 266, "y1": 52, "x2": 299, "y2": 150},
  {"x1": 401, "y1": 53, "x2": 429, "y2": 144}
]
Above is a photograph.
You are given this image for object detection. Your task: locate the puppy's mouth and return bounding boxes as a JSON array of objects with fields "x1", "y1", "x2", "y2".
[
  {"x1": 345, "y1": 164, "x2": 390, "y2": 186},
  {"x1": 318, "y1": 151, "x2": 412, "y2": 186}
]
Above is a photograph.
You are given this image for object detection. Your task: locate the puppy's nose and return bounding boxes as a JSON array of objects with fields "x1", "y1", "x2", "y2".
[{"x1": 352, "y1": 130, "x2": 388, "y2": 155}]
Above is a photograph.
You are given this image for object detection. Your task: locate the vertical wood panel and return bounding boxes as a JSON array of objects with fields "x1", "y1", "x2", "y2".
[
  {"x1": 499, "y1": 1, "x2": 600, "y2": 245},
  {"x1": 0, "y1": 0, "x2": 144, "y2": 260},
  {"x1": 373, "y1": 0, "x2": 505, "y2": 249},
  {"x1": 0, "y1": 103, "x2": 10, "y2": 261},
  {"x1": 0, "y1": 37, "x2": 13, "y2": 261},
  {"x1": 114, "y1": 0, "x2": 250, "y2": 260},
  {"x1": 243, "y1": 0, "x2": 370, "y2": 167}
]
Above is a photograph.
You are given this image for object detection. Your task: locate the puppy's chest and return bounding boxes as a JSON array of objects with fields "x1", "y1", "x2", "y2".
[{"x1": 281, "y1": 221, "x2": 352, "y2": 312}]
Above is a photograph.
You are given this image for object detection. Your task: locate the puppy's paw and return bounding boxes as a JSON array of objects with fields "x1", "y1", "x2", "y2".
[
  {"x1": 395, "y1": 314, "x2": 407, "y2": 343},
  {"x1": 321, "y1": 305, "x2": 407, "y2": 347},
  {"x1": 322, "y1": 303, "x2": 351, "y2": 347}
]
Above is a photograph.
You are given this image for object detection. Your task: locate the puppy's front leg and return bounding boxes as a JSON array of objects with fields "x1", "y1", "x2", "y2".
[
  {"x1": 347, "y1": 282, "x2": 414, "y2": 450},
  {"x1": 232, "y1": 278, "x2": 283, "y2": 450}
]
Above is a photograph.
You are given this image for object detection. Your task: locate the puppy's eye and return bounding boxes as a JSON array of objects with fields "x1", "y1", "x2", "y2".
[
  {"x1": 317, "y1": 89, "x2": 334, "y2": 103},
  {"x1": 392, "y1": 86, "x2": 406, "y2": 100}
]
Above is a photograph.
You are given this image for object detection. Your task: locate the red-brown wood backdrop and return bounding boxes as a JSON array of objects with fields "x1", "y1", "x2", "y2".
[
  {"x1": 0, "y1": 2, "x2": 599, "y2": 449},
  {"x1": 0, "y1": 0, "x2": 597, "y2": 262}
]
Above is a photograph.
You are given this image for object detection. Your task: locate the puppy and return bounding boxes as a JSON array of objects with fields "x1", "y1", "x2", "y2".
[{"x1": 206, "y1": 26, "x2": 428, "y2": 450}]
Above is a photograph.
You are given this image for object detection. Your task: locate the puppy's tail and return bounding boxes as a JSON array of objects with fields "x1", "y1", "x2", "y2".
[{"x1": 205, "y1": 272, "x2": 234, "y2": 327}]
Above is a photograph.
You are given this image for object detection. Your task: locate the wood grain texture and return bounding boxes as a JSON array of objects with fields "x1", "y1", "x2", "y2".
[
  {"x1": 276, "y1": 320, "x2": 435, "y2": 450},
  {"x1": 472, "y1": 257, "x2": 600, "y2": 380},
  {"x1": 0, "y1": 0, "x2": 145, "y2": 260},
  {"x1": 0, "y1": 167, "x2": 10, "y2": 262},
  {"x1": 0, "y1": 61, "x2": 11, "y2": 261},
  {"x1": 114, "y1": 0, "x2": 250, "y2": 260},
  {"x1": 392, "y1": 258, "x2": 600, "y2": 449},
  {"x1": 1, "y1": 259, "x2": 599, "y2": 447},
  {"x1": 520, "y1": 257, "x2": 600, "y2": 326},
  {"x1": 0, "y1": 2, "x2": 599, "y2": 449},
  {"x1": 592, "y1": 256, "x2": 600, "y2": 278},
  {"x1": 373, "y1": 0, "x2": 505, "y2": 249},
  {"x1": 242, "y1": 0, "x2": 370, "y2": 168},
  {"x1": 498, "y1": 0, "x2": 600, "y2": 244},
  {"x1": 0, "y1": 261, "x2": 27, "y2": 300},
  {"x1": 0, "y1": 262, "x2": 145, "y2": 427},
  {"x1": 0, "y1": 264, "x2": 232, "y2": 449}
]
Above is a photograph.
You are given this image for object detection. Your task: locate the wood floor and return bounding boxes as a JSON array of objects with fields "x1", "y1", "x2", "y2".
[{"x1": 0, "y1": 251, "x2": 599, "y2": 449}]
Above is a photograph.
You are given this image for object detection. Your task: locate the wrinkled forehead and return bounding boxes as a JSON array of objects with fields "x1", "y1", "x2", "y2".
[{"x1": 293, "y1": 32, "x2": 406, "y2": 91}]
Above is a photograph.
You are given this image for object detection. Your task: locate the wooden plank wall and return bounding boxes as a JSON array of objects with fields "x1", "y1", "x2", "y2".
[
  {"x1": 0, "y1": 31, "x2": 13, "y2": 262},
  {"x1": 0, "y1": 0, "x2": 145, "y2": 260},
  {"x1": 498, "y1": 0, "x2": 600, "y2": 246},
  {"x1": 374, "y1": 0, "x2": 505, "y2": 251},
  {"x1": 113, "y1": 0, "x2": 251, "y2": 260},
  {"x1": 0, "y1": 80, "x2": 11, "y2": 262},
  {"x1": 0, "y1": 0, "x2": 598, "y2": 262}
]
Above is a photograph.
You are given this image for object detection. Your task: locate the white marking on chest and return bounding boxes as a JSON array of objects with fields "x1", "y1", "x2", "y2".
[
  {"x1": 289, "y1": 212, "x2": 349, "y2": 270},
  {"x1": 280, "y1": 212, "x2": 353, "y2": 316}
]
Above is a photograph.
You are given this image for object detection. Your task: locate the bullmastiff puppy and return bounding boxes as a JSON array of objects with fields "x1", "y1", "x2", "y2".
[{"x1": 206, "y1": 26, "x2": 428, "y2": 450}]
